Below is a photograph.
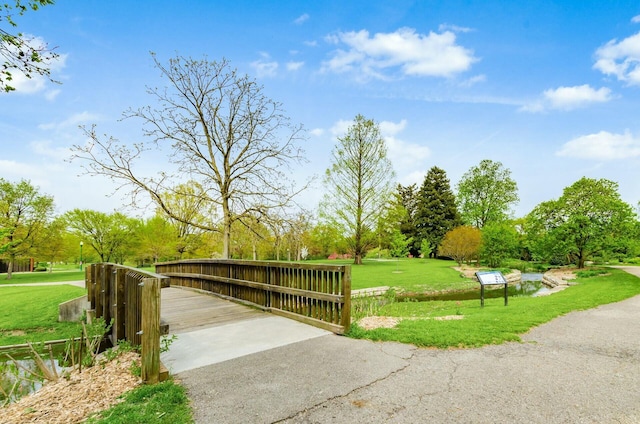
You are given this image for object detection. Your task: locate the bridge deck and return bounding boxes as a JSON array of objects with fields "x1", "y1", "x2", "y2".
[{"x1": 161, "y1": 286, "x2": 264, "y2": 334}]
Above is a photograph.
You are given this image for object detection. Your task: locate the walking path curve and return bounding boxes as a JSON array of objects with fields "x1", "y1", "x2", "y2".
[{"x1": 178, "y1": 266, "x2": 640, "y2": 423}]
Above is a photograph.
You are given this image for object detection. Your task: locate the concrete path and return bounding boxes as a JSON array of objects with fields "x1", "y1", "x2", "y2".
[{"x1": 176, "y1": 267, "x2": 640, "y2": 424}]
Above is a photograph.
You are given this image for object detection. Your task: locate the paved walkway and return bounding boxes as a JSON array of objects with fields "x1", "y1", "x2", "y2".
[{"x1": 176, "y1": 266, "x2": 640, "y2": 424}]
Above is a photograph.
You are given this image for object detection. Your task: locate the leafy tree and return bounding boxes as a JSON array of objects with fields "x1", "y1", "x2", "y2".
[
  {"x1": 439, "y1": 226, "x2": 482, "y2": 266},
  {"x1": 322, "y1": 114, "x2": 395, "y2": 264},
  {"x1": 419, "y1": 238, "x2": 432, "y2": 258},
  {"x1": 64, "y1": 209, "x2": 139, "y2": 263},
  {"x1": 0, "y1": 179, "x2": 54, "y2": 279},
  {"x1": 389, "y1": 229, "x2": 412, "y2": 258},
  {"x1": 1, "y1": 0, "x2": 59, "y2": 92},
  {"x1": 525, "y1": 177, "x2": 636, "y2": 268},
  {"x1": 480, "y1": 221, "x2": 519, "y2": 268},
  {"x1": 415, "y1": 166, "x2": 461, "y2": 257},
  {"x1": 309, "y1": 221, "x2": 347, "y2": 259},
  {"x1": 71, "y1": 54, "x2": 308, "y2": 259},
  {"x1": 375, "y1": 190, "x2": 410, "y2": 255},
  {"x1": 136, "y1": 214, "x2": 177, "y2": 264},
  {"x1": 395, "y1": 184, "x2": 419, "y2": 255},
  {"x1": 34, "y1": 216, "x2": 66, "y2": 271},
  {"x1": 159, "y1": 182, "x2": 210, "y2": 258},
  {"x1": 456, "y1": 159, "x2": 519, "y2": 228}
]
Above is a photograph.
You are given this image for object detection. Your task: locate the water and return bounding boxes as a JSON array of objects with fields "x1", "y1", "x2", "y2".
[
  {"x1": 0, "y1": 346, "x2": 68, "y2": 405},
  {"x1": 396, "y1": 274, "x2": 548, "y2": 302}
]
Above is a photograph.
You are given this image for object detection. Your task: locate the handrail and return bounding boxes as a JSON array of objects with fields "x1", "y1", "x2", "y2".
[
  {"x1": 156, "y1": 259, "x2": 351, "y2": 334},
  {"x1": 86, "y1": 263, "x2": 168, "y2": 384}
]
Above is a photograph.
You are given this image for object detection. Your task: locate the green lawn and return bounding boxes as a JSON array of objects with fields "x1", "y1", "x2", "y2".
[
  {"x1": 311, "y1": 258, "x2": 475, "y2": 292},
  {"x1": 0, "y1": 285, "x2": 86, "y2": 345},
  {"x1": 1, "y1": 270, "x2": 85, "y2": 284},
  {"x1": 348, "y1": 267, "x2": 640, "y2": 348}
]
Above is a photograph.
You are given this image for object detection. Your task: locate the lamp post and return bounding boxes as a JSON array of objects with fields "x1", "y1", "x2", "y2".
[{"x1": 80, "y1": 241, "x2": 84, "y2": 270}]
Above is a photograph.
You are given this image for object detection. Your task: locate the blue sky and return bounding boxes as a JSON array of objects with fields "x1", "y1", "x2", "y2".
[{"x1": 2, "y1": 1, "x2": 640, "y2": 218}]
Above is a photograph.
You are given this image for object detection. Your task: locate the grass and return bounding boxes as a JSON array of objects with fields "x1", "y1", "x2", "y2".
[
  {"x1": 85, "y1": 379, "x2": 193, "y2": 424},
  {"x1": 0, "y1": 285, "x2": 86, "y2": 345},
  {"x1": 310, "y1": 258, "x2": 475, "y2": 292},
  {"x1": 1, "y1": 269, "x2": 85, "y2": 284},
  {"x1": 348, "y1": 267, "x2": 640, "y2": 348}
]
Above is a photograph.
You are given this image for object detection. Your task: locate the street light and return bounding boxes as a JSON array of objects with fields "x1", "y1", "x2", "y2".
[{"x1": 80, "y1": 241, "x2": 84, "y2": 271}]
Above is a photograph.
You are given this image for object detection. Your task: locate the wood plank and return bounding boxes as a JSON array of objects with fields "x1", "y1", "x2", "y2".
[{"x1": 161, "y1": 287, "x2": 264, "y2": 334}]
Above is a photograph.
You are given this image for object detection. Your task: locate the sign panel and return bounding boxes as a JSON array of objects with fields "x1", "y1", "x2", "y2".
[
  {"x1": 475, "y1": 271, "x2": 509, "y2": 307},
  {"x1": 476, "y1": 271, "x2": 508, "y2": 286}
]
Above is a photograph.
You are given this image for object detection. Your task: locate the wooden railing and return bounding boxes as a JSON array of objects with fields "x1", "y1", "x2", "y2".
[
  {"x1": 86, "y1": 263, "x2": 169, "y2": 383},
  {"x1": 155, "y1": 259, "x2": 351, "y2": 334}
]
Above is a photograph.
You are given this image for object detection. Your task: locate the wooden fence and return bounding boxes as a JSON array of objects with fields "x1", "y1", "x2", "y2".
[
  {"x1": 86, "y1": 263, "x2": 169, "y2": 384},
  {"x1": 155, "y1": 259, "x2": 351, "y2": 334}
]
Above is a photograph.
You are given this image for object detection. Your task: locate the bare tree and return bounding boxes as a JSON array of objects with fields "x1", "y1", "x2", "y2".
[{"x1": 72, "y1": 54, "x2": 308, "y2": 258}]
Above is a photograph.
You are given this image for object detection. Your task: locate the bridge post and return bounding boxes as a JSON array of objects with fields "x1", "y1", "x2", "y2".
[{"x1": 141, "y1": 277, "x2": 161, "y2": 384}]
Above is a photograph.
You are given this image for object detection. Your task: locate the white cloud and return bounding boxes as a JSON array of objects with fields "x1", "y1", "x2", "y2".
[
  {"x1": 29, "y1": 140, "x2": 70, "y2": 161},
  {"x1": 329, "y1": 119, "x2": 353, "y2": 139},
  {"x1": 459, "y1": 74, "x2": 486, "y2": 88},
  {"x1": 294, "y1": 13, "x2": 309, "y2": 25},
  {"x1": 286, "y1": 61, "x2": 304, "y2": 71},
  {"x1": 543, "y1": 85, "x2": 612, "y2": 110},
  {"x1": 321, "y1": 27, "x2": 477, "y2": 80},
  {"x1": 438, "y1": 23, "x2": 473, "y2": 33},
  {"x1": 251, "y1": 53, "x2": 278, "y2": 78},
  {"x1": 309, "y1": 128, "x2": 324, "y2": 137},
  {"x1": 556, "y1": 130, "x2": 640, "y2": 160},
  {"x1": 303, "y1": 40, "x2": 318, "y2": 47},
  {"x1": 594, "y1": 31, "x2": 640, "y2": 85},
  {"x1": 38, "y1": 111, "x2": 102, "y2": 131},
  {"x1": 0, "y1": 35, "x2": 67, "y2": 95},
  {"x1": 378, "y1": 119, "x2": 431, "y2": 172},
  {"x1": 632, "y1": 15, "x2": 640, "y2": 23},
  {"x1": 521, "y1": 84, "x2": 612, "y2": 112}
]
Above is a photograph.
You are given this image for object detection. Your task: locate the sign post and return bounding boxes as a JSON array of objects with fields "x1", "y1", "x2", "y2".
[{"x1": 475, "y1": 271, "x2": 508, "y2": 307}]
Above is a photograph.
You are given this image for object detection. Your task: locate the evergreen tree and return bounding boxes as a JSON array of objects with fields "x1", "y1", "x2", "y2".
[
  {"x1": 396, "y1": 184, "x2": 420, "y2": 256},
  {"x1": 415, "y1": 167, "x2": 461, "y2": 257}
]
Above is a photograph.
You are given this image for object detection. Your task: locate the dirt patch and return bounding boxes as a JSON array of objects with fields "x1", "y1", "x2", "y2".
[
  {"x1": 358, "y1": 315, "x2": 464, "y2": 330},
  {"x1": 2, "y1": 351, "x2": 141, "y2": 423},
  {"x1": 545, "y1": 268, "x2": 577, "y2": 281},
  {"x1": 455, "y1": 265, "x2": 480, "y2": 279}
]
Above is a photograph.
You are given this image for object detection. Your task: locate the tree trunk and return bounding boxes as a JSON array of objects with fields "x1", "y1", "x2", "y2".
[{"x1": 6, "y1": 259, "x2": 13, "y2": 280}]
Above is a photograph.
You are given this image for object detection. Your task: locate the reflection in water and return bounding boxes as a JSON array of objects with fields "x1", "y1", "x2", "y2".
[{"x1": 396, "y1": 274, "x2": 548, "y2": 302}]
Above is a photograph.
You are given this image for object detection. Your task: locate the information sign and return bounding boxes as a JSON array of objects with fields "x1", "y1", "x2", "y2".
[{"x1": 475, "y1": 271, "x2": 508, "y2": 307}]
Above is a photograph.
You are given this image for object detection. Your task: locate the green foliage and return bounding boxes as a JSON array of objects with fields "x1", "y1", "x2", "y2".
[
  {"x1": 349, "y1": 268, "x2": 640, "y2": 348},
  {"x1": 85, "y1": 380, "x2": 193, "y2": 423},
  {"x1": 525, "y1": 177, "x2": 636, "y2": 268},
  {"x1": 438, "y1": 226, "x2": 482, "y2": 265},
  {"x1": 0, "y1": 1, "x2": 58, "y2": 93},
  {"x1": 419, "y1": 238, "x2": 432, "y2": 258},
  {"x1": 0, "y1": 178, "x2": 55, "y2": 279},
  {"x1": 415, "y1": 166, "x2": 461, "y2": 256},
  {"x1": 456, "y1": 159, "x2": 519, "y2": 228},
  {"x1": 389, "y1": 229, "x2": 412, "y2": 258},
  {"x1": 480, "y1": 222, "x2": 519, "y2": 268},
  {"x1": 322, "y1": 114, "x2": 395, "y2": 264},
  {"x1": 575, "y1": 268, "x2": 609, "y2": 278},
  {"x1": 64, "y1": 209, "x2": 140, "y2": 264}
]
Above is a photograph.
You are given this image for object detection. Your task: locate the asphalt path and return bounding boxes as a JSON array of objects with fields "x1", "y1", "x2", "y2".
[{"x1": 178, "y1": 266, "x2": 640, "y2": 424}]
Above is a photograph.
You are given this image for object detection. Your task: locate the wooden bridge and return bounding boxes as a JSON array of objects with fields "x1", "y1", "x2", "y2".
[{"x1": 85, "y1": 259, "x2": 352, "y2": 383}]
